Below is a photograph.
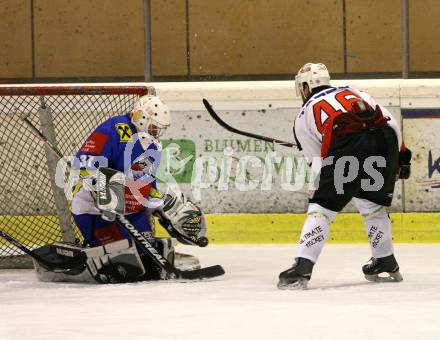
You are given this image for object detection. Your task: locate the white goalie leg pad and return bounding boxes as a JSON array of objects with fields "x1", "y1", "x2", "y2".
[
  {"x1": 354, "y1": 198, "x2": 394, "y2": 258},
  {"x1": 85, "y1": 239, "x2": 146, "y2": 283},
  {"x1": 297, "y1": 203, "x2": 337, "y2": 263},
  {"x1": 147, "y1": 237, "x2": 177, "y2": 280},
  {"x1": 35, "y1": 239, "x2": 146, "y2": 284},
  {"x1": 154, "y1": 237, "x2": 176, "y2": 264},
  {"x1": 35, "y1": 264, "x2": 97, "y2": 283},
  {"x1": 147, "y1": 238, "x2": 200, "y2": 276},
  {"x1": 34, "y1": 242, "x2": 96, "y2": 283}
]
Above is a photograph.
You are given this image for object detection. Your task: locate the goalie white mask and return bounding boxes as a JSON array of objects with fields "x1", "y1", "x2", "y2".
[
  {"x1": 131, "y1": 95, "x2": 171, "y2": 139},
  {"x1": 295, "y1": 63, "x2": 330, "y2": 98}
]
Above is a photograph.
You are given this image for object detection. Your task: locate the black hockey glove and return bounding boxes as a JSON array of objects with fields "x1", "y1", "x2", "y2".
[{"x1": 398, "y1": 147, "x2": 412, "y2": 180}]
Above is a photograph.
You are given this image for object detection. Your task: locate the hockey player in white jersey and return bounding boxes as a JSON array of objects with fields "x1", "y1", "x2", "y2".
[{"x1": 278, "y1": 63, "x2": 412, "y2": 289}]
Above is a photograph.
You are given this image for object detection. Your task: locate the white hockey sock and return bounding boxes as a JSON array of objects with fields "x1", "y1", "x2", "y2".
[
  {"x1": 297, "y1": 203, "x2": 337, "y2": 263},
  {"x1": 354, "y1": 198, "x2": 394, "y2": 258},
  {"x1": 363, "y1": 210, "x2": 394, "y2": 258}
]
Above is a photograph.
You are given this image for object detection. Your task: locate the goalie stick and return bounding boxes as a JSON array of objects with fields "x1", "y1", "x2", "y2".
[
  {"x1": 0, "y1": 230, "x2": 87, "y2": 271},
  {"x1": 202, "y1": 98, "x2": 296, "y2": 148},
  {"x1": 114, "y1": 215, "x2": 224, "y2": 279},
  {"x1": 20, "y1": 111, "x2": 225, "y2": 280}
]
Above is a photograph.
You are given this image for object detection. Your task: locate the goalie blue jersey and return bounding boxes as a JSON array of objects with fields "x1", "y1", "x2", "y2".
[{"x1": 72, "y1": 113, "x2": 162, "y2": 214}]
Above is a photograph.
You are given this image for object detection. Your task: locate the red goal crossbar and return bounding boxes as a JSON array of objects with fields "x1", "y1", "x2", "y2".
[{"x1": 0, "y1": 85, "x2": 154, "y2": 96}]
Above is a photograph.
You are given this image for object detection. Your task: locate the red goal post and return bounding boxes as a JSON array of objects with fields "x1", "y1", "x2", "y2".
[{"x1": 0, "y1": 84, "x2": 154, "y2": 268}]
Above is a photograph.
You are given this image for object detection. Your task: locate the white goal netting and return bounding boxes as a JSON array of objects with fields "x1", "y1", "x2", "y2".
[{"x1": 0, "y1": 85, "x2": 153, "y2": 268}]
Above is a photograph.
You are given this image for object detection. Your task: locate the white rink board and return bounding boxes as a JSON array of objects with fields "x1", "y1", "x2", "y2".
[
  {"x1": 1, "y1": 244, "x2": 439, "y2": 340},
  {"x1": 404, "y1": 118, "x2": 440, "y2": 211}
]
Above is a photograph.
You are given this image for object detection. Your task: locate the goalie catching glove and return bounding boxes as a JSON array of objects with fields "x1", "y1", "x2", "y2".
[{"x1": 154, "y1": 190, "x2": 208, "y2": 247}]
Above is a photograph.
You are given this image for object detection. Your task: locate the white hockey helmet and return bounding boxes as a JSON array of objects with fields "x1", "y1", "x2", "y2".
[
  {"x1": 131, "y1": 95, "x2": 170, "y2": 139},
  {"x1": 295, "y1": 63, "x2": 330, "y2": 97}
]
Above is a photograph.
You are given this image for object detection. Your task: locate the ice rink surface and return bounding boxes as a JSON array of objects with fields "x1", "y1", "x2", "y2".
[{"x1": 1, "y1": 244, "x2": 439, "y2": 340}]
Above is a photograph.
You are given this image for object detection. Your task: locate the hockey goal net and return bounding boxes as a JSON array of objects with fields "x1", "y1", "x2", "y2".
[{"x1": 0, "y1": 84, "x2": 153, "y2": 268}]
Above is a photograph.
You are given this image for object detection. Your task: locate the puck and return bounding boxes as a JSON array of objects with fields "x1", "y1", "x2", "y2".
[{"x1": 197, "y1": 237, "x2": 209, "y2": 247}]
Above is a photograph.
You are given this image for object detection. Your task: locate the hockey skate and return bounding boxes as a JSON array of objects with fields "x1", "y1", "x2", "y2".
[
  {"x1": 362, "y1": 254, "x2": 403, "y2": 282},
  {"x1": 175, "y1": 252, "x2": 201, "y2": 271},
  {"x1": 277, "y1": 257, "x2": 314, "y2": 290}
]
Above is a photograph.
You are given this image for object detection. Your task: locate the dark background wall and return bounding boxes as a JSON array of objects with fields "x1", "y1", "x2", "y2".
[{"x1": 1, "y1": 0, "x2": 439, "y2": 82}]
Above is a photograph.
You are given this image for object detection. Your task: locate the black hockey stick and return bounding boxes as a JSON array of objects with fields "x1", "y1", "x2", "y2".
[
  {"x1": 0, "y1": 230, "x2": 87, "y2": 271},
  {"x1": 115, "y1": 215, "x2": 224, "y2": 280},
  {"x1": 202, "y1": 98, "x2": 296, "y2": 148}
]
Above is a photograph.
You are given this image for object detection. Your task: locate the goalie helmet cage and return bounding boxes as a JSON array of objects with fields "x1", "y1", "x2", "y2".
[{"x1": 0, "y1": 84, "x2": 154, "y2": 269}]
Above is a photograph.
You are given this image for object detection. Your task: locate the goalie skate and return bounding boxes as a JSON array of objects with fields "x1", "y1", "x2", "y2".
[
  {"x1": 174, "y1": 252, "x2": 201, "y2": 271},
  {"x1": 277, "y1": 258, "x2": 314, "y2": 290},
  {"x1": 362, "y1": 254, "x2": 403, "y2": 282}
]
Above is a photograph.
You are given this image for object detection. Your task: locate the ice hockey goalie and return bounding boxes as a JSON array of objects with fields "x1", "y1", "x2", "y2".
[{"x1": 33, "y1": 95, "x2": 208, "y2": 283}]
